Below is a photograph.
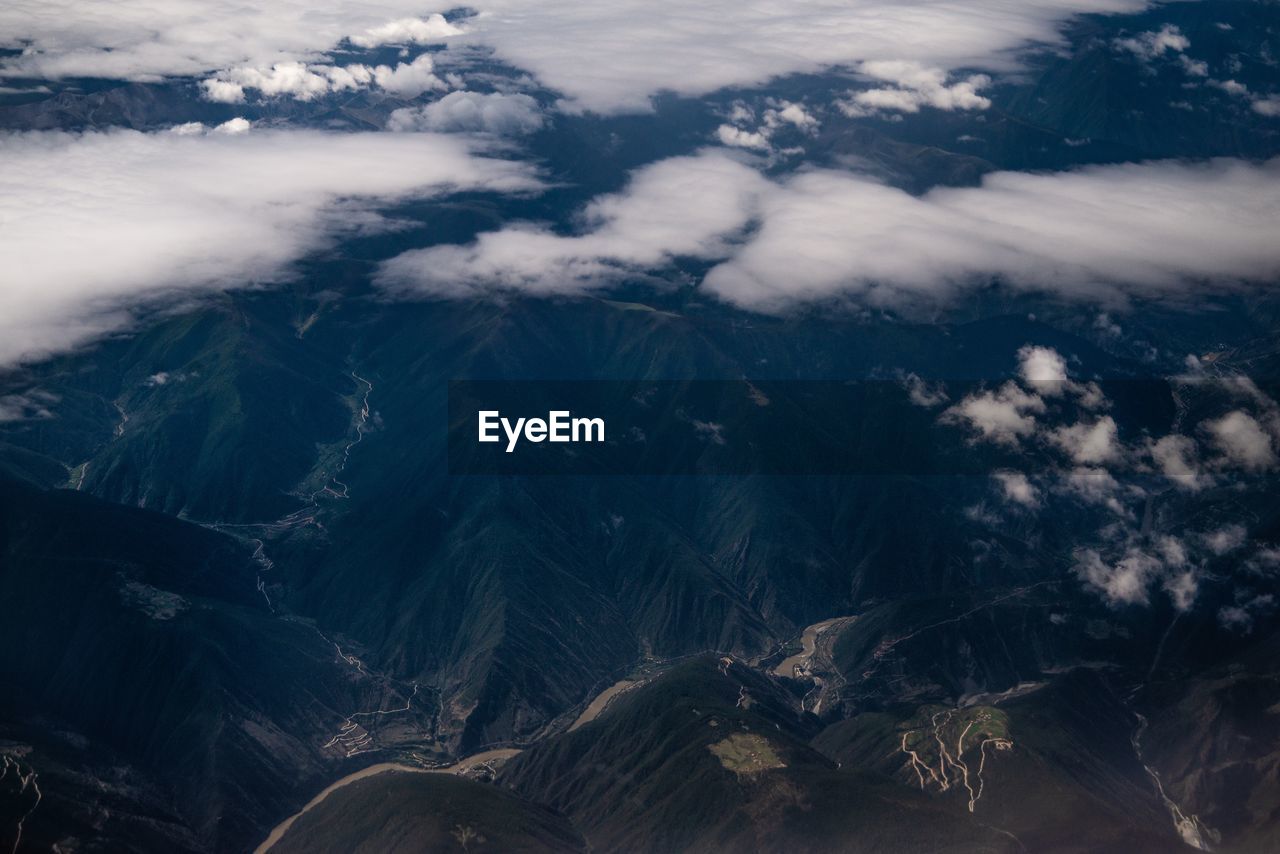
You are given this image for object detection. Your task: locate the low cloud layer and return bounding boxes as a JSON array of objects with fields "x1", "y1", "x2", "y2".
[
  {"x1": 388, "y1": 92, "x2": 545, "y2": 135},
  {"x1": 0, "y1": 127, "x2": 537, "y2": 366},
  {"x1": 378, "y1": 151, "x2": 1280, "y2": 310},
  {"x1": 377, "y1": 152, "x2": 771, "y2": 297},
  {"x1": 2, "y1": 0, "x2": 1153, "y2": 113}
]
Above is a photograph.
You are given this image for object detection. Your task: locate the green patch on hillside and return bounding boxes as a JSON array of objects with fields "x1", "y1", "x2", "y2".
[{"x1": 708, "y1": 732, "x2": 786, "y2": 776}]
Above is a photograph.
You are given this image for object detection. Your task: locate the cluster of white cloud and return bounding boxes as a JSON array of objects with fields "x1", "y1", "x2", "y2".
[
  {"x1": 943, "y1": 347, "x2": 1280, "y2": 492},
  {"x1": 377, "y1": 149, "x2": 1280, "y2": 310},
  {"x1": 387, "y1": 91, "x2": 544, "y2": 135},
  {"x1": 1113, "y1": 25, "x2": 1207, "y2": 77},
  {"x1": 350, "y1": 14, "x2": 464, "y2": 48},
  {"x1": 940, "y1": 346, "x2": 1115, "y2": 468},
  {"x1": 1072, "y1": 520, "x2": 1276, "y2": 625},
  {"x1": 1114, "y1": 24, "x2": 1190, "y2": 60},
  {"x1": 1109, "y1": 23, "x2": 1280, "y2": 117},
  {"x1": 201, "y1": 54, "x2": 452, "y2": 103},
  {"x1": 0, "y1": 126, "x2": 538, "y2": 366},
  {"x1": 714, "y1": 100, "x2": 819, "y2": 153},
  {"x1": 838, "y1": 62, "x2": 991, "y2": 117},
  {"x1": 0, "y1": 0, "x2": 1155, "y2": 114},
  {"x1": 927, "y1": 345, "x2": 1279, "y2": 622},
  {"x1": 1202, "y1": 78, "x2": 1280, "y2": 120}
]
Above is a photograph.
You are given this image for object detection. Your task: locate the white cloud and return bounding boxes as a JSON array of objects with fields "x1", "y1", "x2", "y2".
[
  {"x1": 701, "y1": 158, "x2": 1280, "y2": 311},
  {"x1": 377, "y1": 150, "x2": 771, "y2": 297},
  {"x1": 378, "y1": 153, "x2": 1280, "y2": 311},
  {"x1": 1114, "y1": 24, "x2": 1190, "y2": 60},
  {"x1": 1050, "y1": 416, "x2": 1120, "y2": 465},
  {"x1": 202, "y1": 55, "x2": 448, "y2": 103},
  {"x1": 1255, "y1": 97, "x2": 1280, "y2": 117},
  {"x1": 902, "y1": 373, "x2": 948, "y2": 407},
  {"x1": 1059, "y1": 467, "x2": 1132, "y2": 517},
  {"x1": 839, "y1": 62, "x2": 991, "y2": 117},
  {"x1": 993, "y1": 471, "x2": 1041, "y2": 508},
  {"x1": 942, "y1": 382, "x2": 1045, "y2": 446},
  {"x1": 1150, "y1": 434, "x2": 1210, "y2": 491},
  {"x1": 351, "y1": 14, "x2": 464, "y2": 48},
  {"x1": 1202, "y1": 524, "x2": 1247, "y2": 556},
  {"x1": 1178, "y1": 55, "x2": 1208, "y2": 77},
  {"x1": 0, "y1": 128, "x2": 537, "y2": 366},
  {"x1": 1218, "y1": 594, "x2": 1275, "y2": 632},
  {"x1": 1074, "y1": 547, "x2": 1162, "y2": 606},
  {"x1": 387, "y1": 91, "x2": 544, "y2": 134},
  {"x1": 1163, "y1": 570, "x2": 1199, "y2": 612},
  {"x1": 0, "y1": 0, "x2": 1155, "y2": 113},
  {"x1": 1018, "y1": 344, "x2": 1069, "y2": 392},
  {"x1": 714, "y1": 100, "x2": 820, "y2": 153},
  {"x1": 716, "y1": 125, "x2": 771, "y2": 150},
  {"x1": 1204, "y1": 410, "x2": 1277, "y2": 471}
]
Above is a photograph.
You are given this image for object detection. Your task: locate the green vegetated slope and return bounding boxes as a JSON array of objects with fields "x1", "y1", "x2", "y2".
[
  {"x1": 814, "y1": 670, "x2": 1177, "y2": 852},
  {"x1": 498, "y1": 657, "x2": 1018, "y2": 854}
]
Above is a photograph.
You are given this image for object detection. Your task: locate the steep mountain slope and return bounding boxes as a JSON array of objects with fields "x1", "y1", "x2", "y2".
[
  {"x1": 499, "y1": 657, "x2": 1019, "y2": 853},
  {"x1": 0, "y1": 477, "x2": 421, "y2": 852},
  {"x1": 271, "y1": 772, "x2": 586, "y2": 854}
]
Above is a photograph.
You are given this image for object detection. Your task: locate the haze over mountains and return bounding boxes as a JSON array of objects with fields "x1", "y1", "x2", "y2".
[{"x1": 2, "y1": 0, "x2": 1279, "y2": 852}]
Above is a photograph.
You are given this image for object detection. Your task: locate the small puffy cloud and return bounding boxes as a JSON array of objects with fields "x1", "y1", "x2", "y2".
[
  {"x1": 714, "y1": 100, "x2": 819, "y2": 152},
  {"x1": 388, "y1": 92, "x2": 544, "y2": 135},
  {"x1": 1202, "y1": 524, "x2": 1247, "y2": 556},
  {"x1": 214, "y1": 117, "x2": 251, "y2": 135},
  {"x1": 1150, "y1": 434, "x2": 1209, "y2": 491},
  {"x1": 1218, "y1": 594, "x2": 1275, "y2": 633},
  {"x1": 1255, "y1": 97, "x2": 1280, "y2": 117},
  {"x1": 372, "y1": 54, "x2": 451, "y2": 98},
  {"x1": 1074, "y1": 547, "x2": 1163, "y2": 606},
  {"x1": 1210, "y1": 78, "x2": 1249, "y2": 97},
  {"x1": 1074, "y1": 531, "x2": 1213, "y2": 611},
  {"x1": 1204, "y1": 410, "x2": 1277, "y2": 471},
  {"x1": 993, "y1": 471, "x2": 1040, "y2": 508},
  {"x1": 1018, "y1": 344, "x2": 1069, "y2": 393},
  {"x1": 1243, "y1": 547, "x2": 1280, "y2": 577},
  {"x1": 769, "y1": 102, "x2": 820, "y2": 131},
  {"x1": 1156, "y1": 535, "x2": 1189, "y2": 569},
  {"x1": 1059, "y1": 467, "x2": 1133, "y2": 517},
  {"x1": 942, "y1": 382, "x2": 1045, "y2": 446},
  {"x1": 0, "y1": 128, "x2": 537, "y2": 366},
  {"x1": 902, "y1": 373, "x2": 948, "y2": 407},
  {"x1": 1050, "y1": 416, "x2": 1120, "y2": 465},
  {"x1": 1178, "y1": 55, "x2": 1208, "y2": 77},
  {"x1": 350, "y1": 14, "x2": 464, "y2": 48},
  {"x1": 840, "y1": 62, "x2": 990, "y2": 116},
  {"x1": 716, "y1": 125, "x2": 771, "y2": 150},
  {"x1": 1114, "y1": 24, "x2": 1190, "y2": 60},
  {"x1": 1163, "y1": 571, "x2": 1199, "y2": 612}
]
